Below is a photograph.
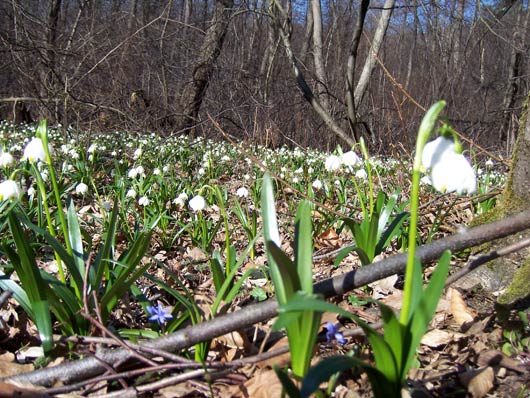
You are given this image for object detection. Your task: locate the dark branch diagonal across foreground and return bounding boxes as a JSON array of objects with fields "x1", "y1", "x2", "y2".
[{"x1": 5, "y1": 209, "x2": 530, "y2": 387}]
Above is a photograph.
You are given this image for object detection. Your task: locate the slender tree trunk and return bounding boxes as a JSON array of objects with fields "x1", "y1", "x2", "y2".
[
  {"x1": 311, "y1": 0, "x2": 330, "y2": 112},
  {"x1": 345, "y1": 0, "x2": 369, "y2": 141},
  {"x1": 353, "y1": 0, "x2": 394, "y2": 109},
  {"x1": 174, "y1": 0, "x2": 234, "y2": 135}
]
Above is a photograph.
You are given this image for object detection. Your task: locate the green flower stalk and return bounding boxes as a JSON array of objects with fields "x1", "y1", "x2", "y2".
[{"x1": 400, "y1": 101, "x2": 446, "y2": 324}]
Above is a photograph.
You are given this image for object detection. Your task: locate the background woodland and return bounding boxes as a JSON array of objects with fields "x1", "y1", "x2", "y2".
[{"x1": 1, "y1": 0, "x2": 529, "y2": 154}]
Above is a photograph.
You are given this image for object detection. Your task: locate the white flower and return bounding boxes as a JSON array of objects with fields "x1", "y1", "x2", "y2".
[
  {"x1": 421, "y1": 136, "x2": 455, "y2": 170},
  {"x1": 133, "y1": 147, "x2": 142, "y2": 159},
  {"x1": 0, "y1": 151, "x2": 14, "y2": 167},
  {"x1": 341, "y1": 151, "x2": 361, "y2": 167},
  {"x1": 0, "y1": 180, "x2": 21, "y2": 201},
  {"x1": 324, "y1": 155, "x2": 341, "y2": 172},
  {"x1": 236, "y1": 187, "x2": 249, "y2": 198},
  {"x1": 87, "y1": 144, "x2": 97, "y2": 153},
  {"x1": 485, "y1": 159, "x2": 494, "y2": 168},
  {"x1": 153, "y1": 168, "x2": 161, "y2": 175},
  {"x1": 101, "y1": 200, "x2": 112, "y2": 211},
  {"x1": 27, "y1": 186, "x2": 36, "y2": 198},
  {"x1": 420, "y1": 175, "x2": 432, "y2": 185},
  {"x1": 75, "y1": 182, "x2": 88, "y2": 195},
  {"x1": 138, "y1": 196, "x2": 150, "y2": 206},
  {"x1": 312, "y1": 179, "x2": 323, "y2": 190},
  {"x1": 189, "y1": 195, "x2": 206, "y2": 212},
  {"x1": 135, "y1": 165, "x2": 145, "y2": 176},
  {"x1": 422, "y1": 136, "x2": 476, "y2": 194},
  {"x1": 355, "y1": 169, "x2": 368, "y2": 179},
  {"x1": 22, "y1": 137, "x2": 51, "y2": 163},
  {"x1": 292, "y1": 177, "x2": 299, "y2": 183},
  {"x1": 126, "y1": 189, "x2": 137, "y2": 198},
  {"x1": 128, "y1": 168, "x2": 138, "y2": 179},
  {"x1": 294, "y1": 167, "x2": 303, "y2": 174}
]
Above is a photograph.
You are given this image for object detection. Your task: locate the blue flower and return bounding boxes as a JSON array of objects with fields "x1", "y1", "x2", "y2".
[
  {"x1": 325, "y1": 322, "x2": 346, "y2": 344},
  {"x1": 146, "y1": 303, "x2": 173, "y2": 326}
]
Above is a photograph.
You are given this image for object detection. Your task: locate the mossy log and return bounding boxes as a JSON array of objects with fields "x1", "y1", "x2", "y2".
[{"x1": 462, "y1": 90, "x2": 530, "y2": 305}]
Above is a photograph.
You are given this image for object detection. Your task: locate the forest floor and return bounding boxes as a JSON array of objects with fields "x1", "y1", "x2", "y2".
[{"x1": 0, "y1": 122, "x2": 528, "y2": 398}]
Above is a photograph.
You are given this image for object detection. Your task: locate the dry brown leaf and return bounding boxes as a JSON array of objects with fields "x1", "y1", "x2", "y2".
[
  {"x1": 459, "y1": 367, "x2": 494, "y2": 398},
  {"x1": 0, "y1": 381, "x2": 51, "y2": 398},
  {"x1": 369, "y1": 274, "x2": 398, "y2": 299},
  {"x1": 477, "y1": 349, "x2": 526, "y2": 373},
  {"x1": 0, "y1": 353, "x2": 33, "y2": 379},
  {"x1": 260, "y1": 337, "x2": 290, "y2": 369},
  {"x1": 236, "y1": 369, "x2": 283, "y2": 398},
  {"x1": 421, "y1": 329, "x2": 466, "y2": 348},
  {"x1": 315, "y1": 228, "x2": 340, "y2": 249},
  {"x1": 448, "y1": 287, "x2": 474, "y2": 326}
]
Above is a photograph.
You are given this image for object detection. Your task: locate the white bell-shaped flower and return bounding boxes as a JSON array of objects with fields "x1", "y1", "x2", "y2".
[
  {"x1": 422, "y1": 136, "x2": 476, "y2": 194},
  {"x1": 189, "y1": 195, "x2": 206, "y2": 212},
  {"x1": 0, "y1": 180, "x2": 21, "y2": 201}
]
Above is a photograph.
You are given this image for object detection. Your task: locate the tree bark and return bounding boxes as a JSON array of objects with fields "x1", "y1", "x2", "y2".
[
  {"x1": 353, "y1": 0, "x2": 394, "y2": 109},
  {"x1": 174, "y1": 0, "x2": 234, "y2": 135},
  {"x1": 346, "y1": 0, "x2": 369, "y2": 142},
  {"x1": 311, "y1": 0, "x2": 330, "y2": 112},
  {"x1": 459, "y1": 90, "x2": 530, "y2": 305}
]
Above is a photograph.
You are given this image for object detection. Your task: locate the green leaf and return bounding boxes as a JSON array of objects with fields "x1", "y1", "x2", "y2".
[
  {"x1": 333, "y1": 245, "x2": 356, "y2": 267},
  {"x1": 261, "y1": 174, "x2": 292, "y2": 304},
  {"x1": 274, "y1": 367, "x2": 301, "y2": 398},
  {"x1": 378, "y1": 302, "x2": 406, "y2": 381},
  {"x1": 93, "y1": 199, "x2": 119, "y2": 288},
  {"x1": 278, "y1": 291, "x2": 354, "y2": 319},
  {"x1": 266, "y1": 240, "x2": 300, "y2": 304},
  {"x1": 294, "y1": 201, "x2": 313, "y2": 294},
  {"x1": 66, "y1": 199, "x2": 85, "y2": 298},
  {"x1": 404, "y1": 250, "x2": 450, "y2": 374},
  {"x1": 100, "y1": 230, "x2": 152, "y2": 319},
  {"x1": 375, "y1": 211, "x2": 408, "y2": 255},
  {"x1": 210, "y1": 250, "x2": 226, "y2": 294},
  {"x1": 293, "y1": 309, "x2": 321, "y2": 377},
  {"x1": 301, "y1": 356, "x2": 386, "y2": 398},
  {"x1": 6, "y1": 211, "x2": 53, "y2": 352}
]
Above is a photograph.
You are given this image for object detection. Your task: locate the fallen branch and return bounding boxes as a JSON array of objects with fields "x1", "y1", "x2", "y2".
[{"x1": 5, "y1": 209, "x2": 530, "y2": 387}]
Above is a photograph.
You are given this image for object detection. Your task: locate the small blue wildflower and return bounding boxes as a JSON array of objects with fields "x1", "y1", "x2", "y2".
[
  {"x1": 146, "y1": 303, "x2": 173, "y2": 326},
  {"x1": 325, "y1": 322, "x2": 346, "y2": 344}
]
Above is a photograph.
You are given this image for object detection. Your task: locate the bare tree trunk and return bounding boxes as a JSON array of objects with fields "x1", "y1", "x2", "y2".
[
  {"x1": 311, "y1": 0, "x2": 330, "y2": 112},
  {"x1": 299, "y1": 0, "x2": 313, "y2": 63},
  {"x1": 353, "y1": 0, "x2": 394, "y2": 110},
  {"x1": 174, "y1": 0, "x2": 234, "y2": 135},
  {"x1": 345, "y1": 0, "x2": 369, "y2": 142},
  {"x1": 501, "y1": 1, "x2": 526, "y2": 142},
  {"x1": 271, "y1": 0, "x2": 355, "y2": 148},
  {"x1": 43, "y1": 0, "x2": 63, "y2": 122}
]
